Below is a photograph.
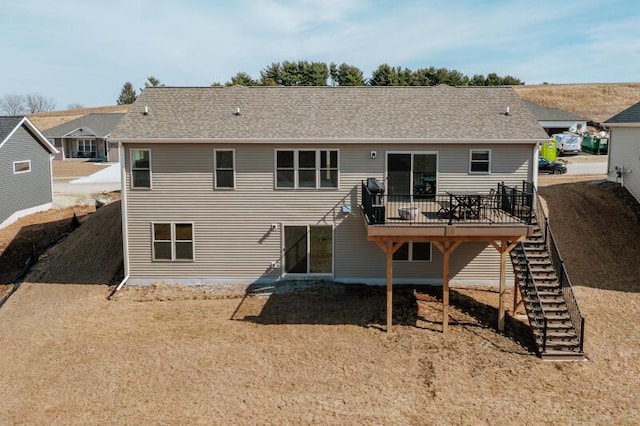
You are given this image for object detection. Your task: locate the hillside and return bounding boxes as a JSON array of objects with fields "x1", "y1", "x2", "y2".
[
  {"x1": 513, "y1": 83, "x2": 640, "y2": 123},
  {"x1": 29, "y1": 104, "x2": 128, "y2": 131}
]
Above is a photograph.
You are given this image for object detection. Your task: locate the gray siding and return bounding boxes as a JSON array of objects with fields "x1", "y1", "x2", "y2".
[
  {"x1": 52, "y1": 138, "x2": 64, "y2": 160},
  {"x1": 608, "y1": 127, "x2": 640, "y2": 203},
  {"x1": 107, "y1": 141, "x2": 119, "y2": 162},
  {"x1": 0, "y1": 125, "x2": 53, "y2": 225},
  {"x1": 124, "y1": 142, "x2": 533, "y2": 284}
]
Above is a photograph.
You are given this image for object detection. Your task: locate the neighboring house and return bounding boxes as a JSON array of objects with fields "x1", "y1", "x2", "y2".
[
  {"x1": 605, "y1": 101, "x2": 640, "y2": 203},
  {"x1": 112, "y1": 85, "x2": 547, "y2": 290},
  {"x1": 44, "y1": 113, "x2": 124, "y2": 162},
  {"x1": 523, "y1": 100, "x2": 587, "y2": 136},
  {"x1": 0, "y1": 116, "x2": 58, "y2": 228}
]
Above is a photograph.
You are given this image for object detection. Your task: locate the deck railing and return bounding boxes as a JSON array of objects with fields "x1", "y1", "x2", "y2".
[
  {"x1": 361, "y1": 179, "x2": 535, "y2": 226},
  {"x1": 547, "y1": 225, "x2": 585, "y2": 353}
]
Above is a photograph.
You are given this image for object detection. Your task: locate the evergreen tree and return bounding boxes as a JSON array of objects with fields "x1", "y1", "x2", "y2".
[
  {"x1": 117, "y1": 82, "x2": 137, "y2": 105},
  {"x1": 331, "y1": 63, "x2": 365, "y2": 86},
  {"x1": 501, "y1": 75, "x2": 524, "y2": 85},
  {"x1": 368, "y1": 64, "x2": 400, "y2": 86},
  {"x1": 469, "y1": 74, "x2": 487, "y2": 86},
  {"x1": 260, "y1": 63, "x2": 283, "y2": 86},
  {"x1": 485, "y1": 73, "x2": 502, "y2": 86},
  {"x1": 144, "y1": 76, "x2": 163, "y2": 87},
  {"x1": 226, "y1": 72, "x2": 258, "y2": 86}
]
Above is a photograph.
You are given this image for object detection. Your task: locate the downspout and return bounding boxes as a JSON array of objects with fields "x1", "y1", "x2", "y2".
[
  {"x1": 532, "y1": 141, "x2": 540, "y2": 189},
  {"x1": 107, "y1": 142, "x2": 130, "y2": 300},
  {"x1": 49, "y1": 154, "x2": 55, "y2": 204}
]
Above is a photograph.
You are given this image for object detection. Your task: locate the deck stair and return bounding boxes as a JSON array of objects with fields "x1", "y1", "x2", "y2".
[{"x1": 510, "y1": 214, "x2": 585, "y2": 361}]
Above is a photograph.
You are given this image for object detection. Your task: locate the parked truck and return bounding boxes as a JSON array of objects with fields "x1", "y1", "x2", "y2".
[{"x1": 552, "y1": 132, "x2": 582, "y2": 156}]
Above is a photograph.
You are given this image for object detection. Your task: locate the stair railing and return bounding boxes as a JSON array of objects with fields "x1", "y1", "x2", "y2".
[
  {"x1": 533, "y1": 187, "x2": 585, "y2": 353},
  {"x1": 547, "y1": 226, "x2": 585, "y2": 353},
  {"x1": 516, "y1": 244, "x2": 549, "y2": 353}
]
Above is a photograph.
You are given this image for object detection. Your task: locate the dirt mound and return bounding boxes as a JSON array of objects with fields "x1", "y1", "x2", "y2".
[
  {"x1": 26, "y1": 201, "x2": 123, "y2": 284},
  {"x1": 539, "y1": 180, "x2": 640, "y2": 292}
]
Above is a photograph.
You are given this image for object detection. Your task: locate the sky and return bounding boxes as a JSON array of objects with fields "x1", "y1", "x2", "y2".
[{"x1": 1, "y1": 0, "x2": 638, "y2": 109}]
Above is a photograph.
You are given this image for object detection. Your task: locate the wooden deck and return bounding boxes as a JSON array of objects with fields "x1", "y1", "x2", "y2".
[{"x1": 366, "y1": 201, "x2": 534, "y2": 239}]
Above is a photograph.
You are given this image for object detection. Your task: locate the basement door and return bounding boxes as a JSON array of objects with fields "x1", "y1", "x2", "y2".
[{"x1": 283, "y1": 225, "x2": 333, "y2": 276}]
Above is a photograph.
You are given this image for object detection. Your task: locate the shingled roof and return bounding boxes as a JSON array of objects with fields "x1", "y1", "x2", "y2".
[
  {"x1": 112, "y1": 86, "x2": 548, "y2": 141},
  {"x1": 0, "y1": 116, "x2": 58, "y2": 153},
  {"x1": 523, "y1": 100, "x2": 586, "y2": 122},
  {"x1": 605, "y1": 101, "x2": 640, "y2": 124},
  {"x1": 44, "y1": 113, "x2": 124, "y2": 138},
  {"x1": 0, "y1": 116, "x2": 24, "y2": 143}
]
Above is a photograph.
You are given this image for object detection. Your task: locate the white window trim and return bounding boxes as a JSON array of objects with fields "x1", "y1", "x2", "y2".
[
  {"x1": 281, "y1": 224, "x2": 334, "y2": 277},
  {"x1": 77, "y1": 139, "x2": 96, "y2": 152},
  {"x1": 469, "y1": 149, "x2": 491, "y2": 174},
  {"x1": 13, "y1": 160, "x2": 31, "y2": 174},
  {"x1": 214, "y1": 148, "x2": 236, "y2": 190},
  {"x1": 151, "y1": 222, "x2": 195, "y2": 262},
  {"x1": 393, "y1": 241, "x2": 433, "y2": 262},
  {"x1": 274, "y1": 149, "x2": 340, "y2": 190},
  {"x1": 130, "y1": 148, "x2": 152, "y2": 189}
]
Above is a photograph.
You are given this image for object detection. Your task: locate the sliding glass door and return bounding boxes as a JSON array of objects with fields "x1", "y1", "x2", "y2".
[
  {"x1": 387, "y1": 153, "x2": 437, "y2": 200},
  {"x1": 284, "y1": 225, "x2": 333, "y2": 275}
]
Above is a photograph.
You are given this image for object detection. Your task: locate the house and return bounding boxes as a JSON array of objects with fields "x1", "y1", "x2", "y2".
[
  {"x1": 523, "y1": 99, "x2": 587, "y2": 136},
  {"x1": 605, "y1": 101, "x2": 640, "y2": 203},
  {"x1": 0, "y1": 116, "x2": 58, "y2": 228},
  {"x1": 44, "y1": 113, "x2": 124, "y2": 162},
  {"x1": 112, "y1": 85, "x2": 557, "y2": 325}
]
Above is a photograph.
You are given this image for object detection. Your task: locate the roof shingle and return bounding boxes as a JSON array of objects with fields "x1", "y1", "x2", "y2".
[
  {"x1": 0, "y1": 116, "x2": 24, "y2": 143},
  {"x1": 523, "y1": 100, "x2": 586, "y2": 122},
  {"x1": 112, "y1": 86, "x2": 548, "y2": 141},
  {"x1": 605, "y1": 101, "x2": 640, "y2": 124}
]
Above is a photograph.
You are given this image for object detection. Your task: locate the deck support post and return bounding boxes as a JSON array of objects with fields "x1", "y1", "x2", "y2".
[
  {"x1": 442, "y1": 241, "x2": 451, "y2": 333},
  {"x1": 386, "y1": 240, "x2": 393, "y2": 333},
  {"x1": 490, "y1": 239, "x2": 521, "y2": 332},
  {"x1": 433, "y1": 240, "x2": 461, "y2": 334},
  {"x1": 498, "y1": 240, "x2": 507, "y2": 331},
  {"x1": 513, "y1": 274, "x2": 520, "y2": 314}
]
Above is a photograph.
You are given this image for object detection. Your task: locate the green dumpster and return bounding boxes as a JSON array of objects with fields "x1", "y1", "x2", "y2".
[
  {"x1": 582, "y1": 136, "x2": 608, "y2": 154},
  {"x1": 540, "y1": 138, "x2": 557, "y2": 161}
]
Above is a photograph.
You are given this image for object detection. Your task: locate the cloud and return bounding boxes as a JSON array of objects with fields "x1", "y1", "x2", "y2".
[{"x1": 0, "y1": 0, "x2": 637, "y2": 107}]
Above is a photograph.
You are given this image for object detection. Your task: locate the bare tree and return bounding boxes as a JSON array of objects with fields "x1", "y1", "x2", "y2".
[
  {"x1": 0, "y1": 94, "x2": 28, "y2": 116},
  {"x1": 67, "y1": 103, "x2": 85, "y2": 110},
  {"x1": 26, "y1": 93, "x2": 56, "y2": 113}
]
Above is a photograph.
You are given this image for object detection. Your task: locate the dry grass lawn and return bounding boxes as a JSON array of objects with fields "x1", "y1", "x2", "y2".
[
  {"x1": 52, "y1": 161, "x2": 110, "y2": 180},
  {"x1": 1, "y1": 176, "x2": 639, "y2": 424},
  {"x1": 513, "y1": 83, "x2": 640, "y2": 123}
]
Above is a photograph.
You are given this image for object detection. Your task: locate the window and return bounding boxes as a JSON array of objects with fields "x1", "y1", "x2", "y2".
[
  {"x1": 214, "y1": 149, "x2": 235, "y2": 189},
  {"x1": 276, "y1": 149, "x2": 339, "y2": 189},
  {"x1": 13, "y1": 160, "x2": 31, "y2": 174},
  {"x1": 77, "y1": 139, "x2": 96, "y2": 157},
  {"x1": 152, "y1": 222, "x2": 194, "y2": 261},
  {"x1": 469, "y1": 149, "x2": 491, "y2": 173},
  {"x1": 131, "y1": 149, "x2": 151, "y2": 188},
  {"x1": 284, "y1": 225, "x2": 333, "y2": 274},
  {"x1": 393, "y1": 242, "x2": 432, "y2": 261}
]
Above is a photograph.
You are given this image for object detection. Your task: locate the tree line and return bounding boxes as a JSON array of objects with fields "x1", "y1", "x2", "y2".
[
  {"x1": 116, "y1": 63, "x2": 523, "y2": 105},
  {"x1": 212, "y1": 61, "x2": 523, "y2": 88},
  {"x1": 0, "y1": 93, "x2": 56, "y2": 116}
]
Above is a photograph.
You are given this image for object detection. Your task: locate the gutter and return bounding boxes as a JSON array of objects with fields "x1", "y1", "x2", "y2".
[{"x1": 114, "y1": 137, "x2": 545, "y2": 145}]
